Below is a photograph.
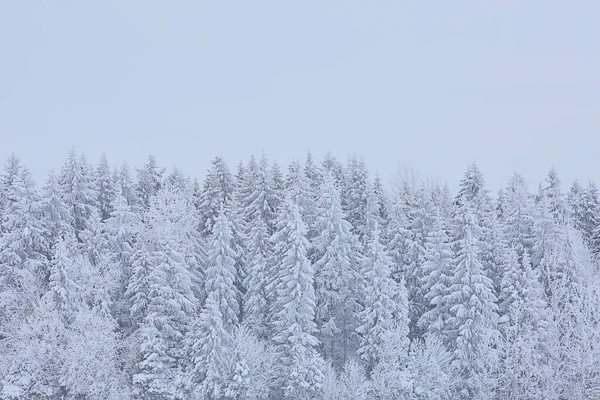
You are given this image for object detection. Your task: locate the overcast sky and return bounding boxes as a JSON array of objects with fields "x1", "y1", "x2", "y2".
[{"x1": 1, "y1": 1, "x2": 599, "y2": 193}]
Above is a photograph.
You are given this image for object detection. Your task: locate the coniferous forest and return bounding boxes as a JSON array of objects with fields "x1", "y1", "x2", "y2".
[{"x1": 1, "y1": 150, "x2": 600, "y2": 400}]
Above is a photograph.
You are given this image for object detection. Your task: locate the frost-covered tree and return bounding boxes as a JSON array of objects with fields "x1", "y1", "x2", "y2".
[
  {"x1": 135, "y1": 155, "x2": 164, "y2": 211},
  {"x1": 242, "y1": 206, "x2": 272, "y2": 338},
  {"x1": 0, "y1": 296, "x2": 66, "y2": 399},
  {"x1": 357, "y1": 224, "x2": 406, "y2": 371},
  {"x1": 312, "y1": 173, "x2": 363, "y2": 369},
  {"x1": 0, "y1": 158, "x2": 49, "y2": 338},
  {"x1": 130, "y1": 189, "x2": 199, "y2": 400},
  {"x1": 369, "y1": 326, "x2": 412, "y2": 400},
  {"x1": 60, "y1": 305, "x2": 129, "y2": 400},
  {"x1": 384, "y1": 199, "x2": 411, "y2": 283},
  {"x1": 46, "y1": 235, "x2": 80, "y2": 323},
  {"x1": 578, "y1": 182, "x2": 600, "y2": 252},
  {"x1": 58, "y1": 150, "x2": 99, "y2": 240},
  {"x1": 115, "y1": 163, "x2": 137, "y2": 207},
  {"x1": 285, "y1": 159, "x2": 315, "y2": 229},
  {"x1": 104, "y1": 194, "x2": 141, "y2": 330},
  {"x1": 270, "y1": 195, "x2": 325, "y2": 399},
  {"x1": 224, "y1": 327, "x2": 276, "y2": 400},
  {"x1": 303, "y1": 151, "x2": 322, "y2": 237},
  {"x1": 539, "y1": 166, "x2": 567, "y2": 225},
  {"x1": 418, "y1": 209, "x2": 453, "y2": 343},
  {"x1": 501, "y1": 173, "x2": 535, "y2": 259},
  {"x1": 444, "y1": 166, "x2": 500, "y2": 399},
  {"x1": 404, "y1": 337, "x2": 455, "y2": 400},
  {"x1": 188, "y1": 294, "x2": 231, "y2": 399},
  {"x1": 95, "y1": 153, "x2": 117, "y2": 221},
  {"x1": 198, "y1": 156, "x2": 235, "y2": 236},
  {"x1": 41, "y1": 171, "x2": 73, "y2": 244},
  {"x1": 321, "y1": 151, "x2": 345, "y2": 189},
  {"x1": 341, "y1": 155, "x2": 369, "y2": 243},
  {"x1": 337, "y1": 359, "x2": 371, "y2": 400},
  {"x1": 205, "y1": 208, "x2": 240, "y2": 329}
]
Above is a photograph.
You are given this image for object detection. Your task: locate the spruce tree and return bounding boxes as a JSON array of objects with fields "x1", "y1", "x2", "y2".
[
  {"x1": 270, "y1": 195, "x2": 325, "y2": 399},
  {"x1": 205, "y1": 208, "x2": 240, "y2": 330},
  {"x1": 312, "y1": 173, "x2": 362, "y2": 369},
  {"x1": 445, "y1": 166, "x2": 500, "y2": 399},
  {"x1": 95, "y1": 153, "x2": 117, "y2": 222},
  {"x1": 356, "y1": 224, "x2": 405, "y2": 371}
]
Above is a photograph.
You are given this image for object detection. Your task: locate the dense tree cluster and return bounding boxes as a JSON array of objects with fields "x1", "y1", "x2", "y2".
[{"x1": 1, "y1": 150, "x2": 599, "y2": 399}]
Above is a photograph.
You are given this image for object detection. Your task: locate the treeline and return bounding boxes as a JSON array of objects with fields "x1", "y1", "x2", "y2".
[{"x1": 0, "y1": 150, "x2": 599, "y2": 399}]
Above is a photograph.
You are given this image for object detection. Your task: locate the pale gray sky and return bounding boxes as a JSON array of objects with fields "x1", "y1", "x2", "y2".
[{"x1": 1, "y1": 1, "x2": 599, "y2": 192}]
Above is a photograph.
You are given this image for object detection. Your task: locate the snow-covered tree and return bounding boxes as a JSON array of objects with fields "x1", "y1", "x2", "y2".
[
  {"x1": 539, "y1": 167, "x2": 567, "y2": 225},
  {"x1": 224, "y1": 326, "x2": 276, "y2": 400},
  {"x1": 341, "y1": 156, "x2": 369, "y2": 243},
  {"x1": 135, "y1": 155, "x2": 164, "y2": 211},
  {"x1": 205, "y1": 207, "x2": 240, "y2": 329},
  {"x1": 444, "y1": 166, "x2": 500, "y2": 399},
  {"x1": 418, "y1": 209, "x2": 453, "y2": 343},
  {"x1": 58, "y1": 150, "x2": 99, "y2": 240},
  {"x1": 270, "y1": 195, "x2": 325, "y2": 399},
  {"x1": 0, "y1": 159, "x2": 49, "y2": 338},
  {"x1": 501, "y1": 173, "x2": 535, "y2": 259},
  {"x1": 357, "y1": 224, "x2": 406, "y2": 371},
  {"x1": 130, "y1": 189, "x2": 199, "y2": 400},
  {"x1": 188, "y1": 294, "x2": 231, "y2": 399},
  {"x1": 95, "y1": 153, "x2": 117, "y2": 221},
  {"x1": 198, "y1": 156, "x2": 235, "y2": 236},
  {"x1": 337, "y1": 359, "x2": 371, "y2": 400},
  {"x1": 312, "y1": 173, "x2": 363, "y2": 369}
]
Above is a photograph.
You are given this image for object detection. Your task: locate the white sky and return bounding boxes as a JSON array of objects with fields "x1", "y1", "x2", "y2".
[{"x1": 1, "y1": 1, "x2": 599, "y2": 192}]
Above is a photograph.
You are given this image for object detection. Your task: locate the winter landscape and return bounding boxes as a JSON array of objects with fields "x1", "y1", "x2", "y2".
[
  {"x1": 0, "y1": 151, "x2": 599, "y2": 399},
  {"x1": 3, "y1": 2, "x2": 600, "y2": 400}
]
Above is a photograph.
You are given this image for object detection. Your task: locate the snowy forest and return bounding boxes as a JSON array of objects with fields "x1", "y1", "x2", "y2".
[{"x1": 1, "y1": 150, "x2": 599, "y2": 400}]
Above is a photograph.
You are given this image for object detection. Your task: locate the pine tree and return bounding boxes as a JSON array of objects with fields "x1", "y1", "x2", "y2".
[
  {"x1": 0, "y1": 296, "x2": 67, "y2": 399},
  {"x1": 406, "y1": 336, "x2": 455, "y2": 400},
  {"x1": 46, "y1": 235, "x2": 80, "y2": 324},
  {"x1": 444, "y1": 166, "x2": 500, "y2": 399},
  {"x1": 188, "y1": 294, "x2": 231, "y2": 399},
  {"x1": 115, "y1": 163, "x2": 137, "y2": 207},
  {"x1": 242, "y1": 205, "x2": 272, "y2": 338},
  {"x1": 321, "y1": 151, "x2": 345, "y2": 189},
  {"x1": 165, "y1": 167, "x2": 190, "y2": 195},
  {"x1": 497, "y1": 249, "x2": 551, "y2": 399},
  {"x1": 205, "y1": 208, "x2": 240, "y2": 330},
  {"x1": 224, "y1": 326, "x2": 275, "y2": 400},
  {"x1": 270, "y1": 195, "x2": 325, "y2": 399},
  {"x1": 579, "y1": 182, "x2": 600, "y2": 252},
  {"x1": 130, "y1": 189, "x2": 198, "y2": 400},
  {"x1": 384, "y1": 199, "x2": 411, "y2": 283},
  {"x1": 105, "y1": 194, "x2": 141, "y2": 331},
  {"x1": 418, "y1": 209, "x2": 453, "y2": 343},
  {"x1": 135, "y1": 155, "x2": 164, "y2": 212},
  {"x1": 41, "y1": 171, "x2": 74, "y2": 244},
  {"x1": 303, "y1": 151, "x2": 322, "y2": 238},
  {"x1": 285, "y1": 159, "x2": 314, "y2": 228},
  {"x1": 95, "y1": 153, "x2": 117, "y2": 221},
  {"x1": 312, "y1": 173, "x2": 362, "y2": 369},
  {"x1": 369, "y1": 325, "x2": 412, "y2": 400},
  {"x1": 501, "y1": 173, "x2": 535, "y2": 259},
  {"x1": 356, "y1": 224, "x2": 405, "y2": 371},
  {"x1": 58, "y1": 150, "x2": 99, "y2": 240},
  {"x1": 403, "y1": 185, "x2": 435, "y2": 339},
  {"x1": 337, "y1": 359, "x2": 371, "y2": 400},
  {"x1": 341, "y1": 155, "x2": 369, "y2": 244},
  {"x1": 198, "y1": 156, "x2": 235, "y2": 236},
  {"x1": 540, "y1": 167, "x2": 567, "y2": 225},
  {"x1": 568, "y1": 179, "x2": 585, "y2": 229},
  {"x1": 0, "y1": 159, "x2": 49, "y2": 337}
]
